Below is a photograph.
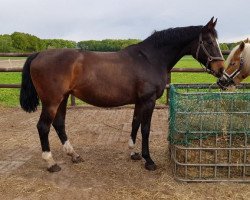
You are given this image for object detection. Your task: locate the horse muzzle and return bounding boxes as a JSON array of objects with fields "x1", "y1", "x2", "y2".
[
  {"x1": 210, "y1": 60, "x2": 225, "y2": 78},
  {"x1": 217, "y1": 76, "x2": 235, "y2": 90}
]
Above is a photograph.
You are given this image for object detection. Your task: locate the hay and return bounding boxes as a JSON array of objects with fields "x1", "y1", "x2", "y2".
[{"x1": 173, "y1": 135, "x2": 250, "y2": 180}]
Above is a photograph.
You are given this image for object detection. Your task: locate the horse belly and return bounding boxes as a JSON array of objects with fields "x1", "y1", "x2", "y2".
[
  {"x1": 72, "y1": 86, "x2": 135, "y2": 107},
  {"x1": 71, "y1": 53, "x2": 138, "y2": 107}
]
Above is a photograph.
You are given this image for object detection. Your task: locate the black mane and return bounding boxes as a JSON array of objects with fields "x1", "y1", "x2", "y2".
[{"x1": 144, "y1": 25, "x2": 218, "y2": 47}]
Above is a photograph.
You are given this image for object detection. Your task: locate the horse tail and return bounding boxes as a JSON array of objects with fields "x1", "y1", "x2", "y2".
[{"x1": 20, "y1": 52, "x2": 40, "y2": 112}]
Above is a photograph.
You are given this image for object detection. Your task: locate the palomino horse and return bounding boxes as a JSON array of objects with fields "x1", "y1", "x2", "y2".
[
  {"x1": 218, "y1": 38, "x2": 250, "y2": 89},
  {"x1": 20, "y1": 17, "x2": 225, "y2": 172}
]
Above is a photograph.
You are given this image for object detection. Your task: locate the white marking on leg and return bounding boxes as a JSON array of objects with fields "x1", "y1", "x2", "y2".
[
  {"x1": 63, "y1": 140, "x2": 79, "y2": 158},
  {"x1": 42, "y1": 151, "x2": 56, "y2": 168},
  {"x1": 128, "y1": 137, "x2": 136, "y2": 156},
  {"x1": 128, "y1": 138, "x2": 135, "y2": 149},
  {"x1": 63, "y1": 140, "x2": 74, "y2": 154}
]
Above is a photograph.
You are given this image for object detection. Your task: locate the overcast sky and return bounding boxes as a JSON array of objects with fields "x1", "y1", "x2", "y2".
[{"x1": 0, "y1": 0, "x2": 249, "y2": 42}]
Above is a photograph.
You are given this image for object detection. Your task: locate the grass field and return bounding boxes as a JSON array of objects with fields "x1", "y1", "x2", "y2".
[
  {"x1": 0, "y1": 57, "x2": 26, "y2": 60},
  {"x1": 0, "y1": 56, "x2": 249, "y2": 107}
]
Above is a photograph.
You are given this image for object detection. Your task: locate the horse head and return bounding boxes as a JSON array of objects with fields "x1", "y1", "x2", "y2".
[
  {"x1": 194, "y1": 17, "x2": 225, "y2": 78},
  {"x1": 217, "y1": 40, "x2": 250, "y2": 89}
]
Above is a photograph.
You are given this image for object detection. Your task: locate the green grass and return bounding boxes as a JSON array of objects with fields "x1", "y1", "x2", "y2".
[
  {"x1": 172, "y1": 56, "x2": 217, "y2": 84},
  {"x1": 173, "y1": 56, "x2": 250, "y2": 84},
  {"x1": 0, "y1": 72, "x2": 21, "y2": 83},
  {"x1": 1, "y1": 56, "x2": 250, "y2": 107},
  {"x1": 0, "y1": 57, "x2": 26, "y2": 60},
  {"x1": 0, "y1": 72, "x2": 21, "y2": 106}
]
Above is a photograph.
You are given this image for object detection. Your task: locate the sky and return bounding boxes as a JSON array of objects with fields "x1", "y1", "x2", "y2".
[{"x1": 0, "y1": 0, "x2": 249, "y2": 42}]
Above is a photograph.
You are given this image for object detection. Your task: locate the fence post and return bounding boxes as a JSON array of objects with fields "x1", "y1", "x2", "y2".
[
  {"x1": 166, "y1": 71, "x2": 171, "y2": 105},
  {"x1": 70, "y1": 95, "x2": 76, "y2": 106}
]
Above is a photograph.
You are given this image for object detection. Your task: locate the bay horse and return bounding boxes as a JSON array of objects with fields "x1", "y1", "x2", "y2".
[
  {"x1": 218, "y1": 38, "x2": 250, "y2": 89},
  {"x1": 20, "y1": 17, "x2": 225, "y2": 172}
]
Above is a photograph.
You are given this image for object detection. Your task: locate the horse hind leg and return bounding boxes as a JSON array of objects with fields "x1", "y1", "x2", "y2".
[
  {"x1": 52, "y1": 95, "x2": 83, "y2": 163},
  {"x1": 37, "y1": 104, "x2": 61, "y2": 172}
]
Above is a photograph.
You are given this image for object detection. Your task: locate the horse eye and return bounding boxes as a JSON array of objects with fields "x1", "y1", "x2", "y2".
[
  {"x1": 230, "y1": 62, "x2": 235, "y2": 66},
  {"x1": 207, "y1": 41, "x2": 213, "y2": 45}
]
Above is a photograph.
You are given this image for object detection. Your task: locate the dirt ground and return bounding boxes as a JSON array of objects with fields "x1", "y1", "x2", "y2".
[
  {"x1": 0, "y1": 59, "x2": 25, "y2": 68},
  {"x1": 0, "y1": 107, "x2": 249, "y2": 200}
]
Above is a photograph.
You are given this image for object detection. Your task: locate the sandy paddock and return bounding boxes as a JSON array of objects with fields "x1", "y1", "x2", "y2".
[{"x1": 0, "y1": 107, "x2": 249, "y2": 200}]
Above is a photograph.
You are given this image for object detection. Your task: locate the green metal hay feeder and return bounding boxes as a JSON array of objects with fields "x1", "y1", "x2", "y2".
[{"x1": 169, "y1": 84, "x2": 250, "y2": 182}]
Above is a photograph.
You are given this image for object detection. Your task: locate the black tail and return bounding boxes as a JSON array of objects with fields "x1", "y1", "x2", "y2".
[{"x1": 20, "y1": 53, "x2": 40, "y2": 112}]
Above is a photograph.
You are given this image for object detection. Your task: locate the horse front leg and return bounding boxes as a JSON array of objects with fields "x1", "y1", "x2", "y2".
[
  {"x1": 129, "y1": 103, "x2": 142, "y2": 160},
  {"x1": 140, "y1": 99, "x2": 156, "y2": 171}
]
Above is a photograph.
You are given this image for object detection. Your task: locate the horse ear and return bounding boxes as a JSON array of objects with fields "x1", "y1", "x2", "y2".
[
  {"x1": 213, "y1": 18, "x2": 218, "y2": 27},
  {"x1": 239, "y1": 41, "x2": 245, "y2": 51},
  {"x1": 244, "y1": 38, "x2": 249, "y2": 43},
  {"x1": 204, "y1": 17, "x2": 215, "y2": 30}
]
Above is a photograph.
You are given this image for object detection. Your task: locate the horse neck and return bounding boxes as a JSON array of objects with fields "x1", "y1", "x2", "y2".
[
  {"x1": 140, "y1": 26, "x2": 202, "y2": 70},
  {"x1": 140, "y1": 40, "x2": 194, "y2": 71}
]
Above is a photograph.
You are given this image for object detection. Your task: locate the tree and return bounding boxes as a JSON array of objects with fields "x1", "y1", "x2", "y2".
[
  {"x1": 0, "y1": 34, "x2": 14, "y2": 52},
  {"x1": 219, "y1": 43, "x2": 229, "y2": 51},
  {"x1": 43, "y1": 39, "x2": 77, "y2": 49},
  {"x1": 10, "y1": 32, "x2": 45, "y2": 52},
  {"x1": 77, "y1": 39, "x2": 141, "y2": 51},
  {"x1": 0, "y1": 31, "x2": 241, "y2": 53},
  {"x1": 11, "y1": 32, "x2": 29, "y2": 52}
]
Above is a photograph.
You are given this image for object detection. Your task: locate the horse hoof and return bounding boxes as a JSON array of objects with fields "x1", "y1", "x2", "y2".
[
  {"x1": 145, "y1": 162, "x2": 157, "y2": 171},
  {"x1": 72, "y1": 155, "x2": 84, "y2": 163},
  {"x1": 131, "y1": 153, "x2": 142, "y2": 160},
  {"x1": 47, "y1": 164, "x2": 61, "y2": 173}
]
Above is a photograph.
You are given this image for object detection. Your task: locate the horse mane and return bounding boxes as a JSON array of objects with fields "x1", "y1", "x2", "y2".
[
  {"x1": 226, "y1": 46, "x2": 237, "y2": 66},
  {"x1": 243, "y1": 43, "x2": 250, "y2": 67},
  {"x1": 144, "y1": 25, "x2": 218, "y2": 47}
]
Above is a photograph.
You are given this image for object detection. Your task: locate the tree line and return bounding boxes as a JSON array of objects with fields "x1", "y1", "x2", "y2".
[{"x1": 0, "y1": 32, "x2": 238, "y2": 53}]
